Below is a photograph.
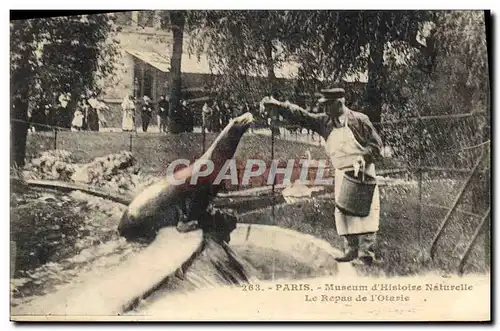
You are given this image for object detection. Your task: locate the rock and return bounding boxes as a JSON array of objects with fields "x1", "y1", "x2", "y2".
[
  {"x1": 31, "y1": 159, "x2": 42, "y2": 167},
  {"x1": 26, "y1": 150, "x2": 151, "y2": 198},
  {"x1": 71, "y1": 168, "x2": 91, "y2": 183},
  {"x1": 37, "y1": 194, "x2": 57, "y2": 202},
  {"x1": 12, "y1": 278, "x2": 29, "y2": 288}
]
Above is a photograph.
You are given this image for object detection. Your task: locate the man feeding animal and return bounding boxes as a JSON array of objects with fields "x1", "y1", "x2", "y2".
[
  {"x1": 260, "y1": 88, "x2": 384, "y2": 266},
  {"x1": 117, "y1": 112, "x2": 254, "y2": 243}
]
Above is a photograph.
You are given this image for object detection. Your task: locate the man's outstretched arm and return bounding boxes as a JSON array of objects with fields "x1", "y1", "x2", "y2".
[{"x1": 260, "y1": 97, "x2": 328, "y2": 137}]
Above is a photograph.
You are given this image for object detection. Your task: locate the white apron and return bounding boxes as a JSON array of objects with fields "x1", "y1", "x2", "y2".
[{"x1": 325, "y1": 115, "x2": 380, "y2": 236}]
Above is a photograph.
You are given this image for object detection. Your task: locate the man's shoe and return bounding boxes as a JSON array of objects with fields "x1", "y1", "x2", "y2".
[
  {"x1": 355, "y1": 251, "x2": 380, "y2": 266},
  {"x1": 357, "y1": 255, "x2": 374, "y2": 266},
  {"x1": 334, "y1": 249, "x2": 358, "y2": 262}
]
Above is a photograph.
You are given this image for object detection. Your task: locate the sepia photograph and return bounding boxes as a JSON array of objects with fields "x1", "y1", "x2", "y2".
[{"x1": 9, "y1": 9, "x2": 491, "y2": 322}]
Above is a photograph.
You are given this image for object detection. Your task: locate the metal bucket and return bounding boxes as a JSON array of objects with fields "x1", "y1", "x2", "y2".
[{"x1": 336, "y1": 170, "x2": 376, "y2": 217}]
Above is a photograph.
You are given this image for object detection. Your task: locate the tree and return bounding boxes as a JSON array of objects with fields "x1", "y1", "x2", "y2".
[
  {"x1": 10, "y1": 19, "x2": 36, "y2": 169},
  {"x1": 290, "y1": 11, "x2": 434, "y2": 123},
  {"x1": 166, "y1": 11, "x2": 186, "y2": 133},
  {"x1": 186, "y1": 10, "x2": 303, "y2": 104},
  {"x1": 187, "y1": 10, "x2": 486, "y2": 129},
  {"x1": 10, "y1": 13, "x2": 118, "y2": 167},
  {"x1": 363, "y1": 11, "x2": 435, "y2": 123}
]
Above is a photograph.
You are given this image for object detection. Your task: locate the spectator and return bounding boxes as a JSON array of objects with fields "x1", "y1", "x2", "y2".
[
  {"x1": 182, "y1": 100, "x2": 194, "y2": 133},
  {"x1": 55, "y1": 93, "x2": 72, "y2": 128},
  {"x1": 121, "y1": 94, "x2": 136, "y2": 132},
  {"x1": 221, "y1": 102, "x2": 233, "y2": 128},
  {"x1": 202, "y1": 101, "x2": 213, "y2": 133},
  {"x1": 86, "y1": 92, "x2": 100, "y2": 131},
  {"x1": 71, "y1": 109, "x2": 84, "y2": 132},
  {"x1": 30, "y1": 103, "x2": 46, "y2": 132},
  {"x1": 157, "y1": 95, "x2": 169, "y2": 133},
  {"x1": 141, "y1": 95, "x2": 153, "y2": 132},
  {"x1": 77, "y1": 95, "x2": 90, "y2": 130}
]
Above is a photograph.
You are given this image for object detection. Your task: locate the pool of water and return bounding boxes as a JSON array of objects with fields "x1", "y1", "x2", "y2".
[
  {"x1": 127, "y1": 235, "x2": 339, "y2": 316},
  {"x1": 231, "y1": 246, "x2": 330, "y2": 281},
  {"x1": 10, "y1": 185, "x2": 146, "y2": 308}
]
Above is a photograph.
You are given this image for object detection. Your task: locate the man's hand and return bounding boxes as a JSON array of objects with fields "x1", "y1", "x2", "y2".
[
  {"x1": 353, "y1": 155, "x2": 366, "y2": 177},
  {"x1": 259, "y1": 96, "x2": 281, "y2": 113}
]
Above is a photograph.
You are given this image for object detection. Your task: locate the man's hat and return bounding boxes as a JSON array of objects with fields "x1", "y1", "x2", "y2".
[{"x1": 318, "y1": 88, "x2": 345, "y2": 103}]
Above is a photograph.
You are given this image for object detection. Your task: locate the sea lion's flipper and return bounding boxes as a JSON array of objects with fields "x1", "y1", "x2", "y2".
[
  {"x1": 176, "y1": 220, "x2": 200, "y2": 233},
  {"x1": 177, "y1": 201, "x2": 189, "y2": 223}
]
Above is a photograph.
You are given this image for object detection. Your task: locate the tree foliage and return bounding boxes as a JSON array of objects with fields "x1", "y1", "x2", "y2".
[
  {"x1": 186, "y1": 11, "x2": 434, "y2": 115},
  {"x1": 186, "y1": 10, "x2": 304, "y2": 103},
  {"x1": 10, "y1": 13, "x2": 119, "y2": 166},
  {"x1": 185, "y1": 10, "x2": 489, "y2": 170},
  {"x1": 11, "y1": 14, "x2": 119, "y2": 107},
  {"x1": 380, "y1": 11, "x2": 489, "y2": 169}
]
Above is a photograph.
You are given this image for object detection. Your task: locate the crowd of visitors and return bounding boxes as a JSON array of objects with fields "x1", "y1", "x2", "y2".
[{"x1": 28, "y1": 91, "x2": 320, "y2": 141}]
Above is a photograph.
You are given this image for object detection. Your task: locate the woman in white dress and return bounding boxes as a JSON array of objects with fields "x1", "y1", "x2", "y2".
[
  {"x1": 71, "y1": 109, "x2": 84, "y2": 131},
  {"x1": 121, "y1": 95, "x2": 136, "y2": 132}
]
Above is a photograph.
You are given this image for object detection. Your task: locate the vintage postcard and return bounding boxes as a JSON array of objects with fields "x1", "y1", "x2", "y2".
[{"x1": 9, "y1": 9, "x2": 491, "y2": 322}]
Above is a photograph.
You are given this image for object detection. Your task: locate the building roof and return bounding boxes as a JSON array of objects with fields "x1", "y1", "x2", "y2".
[
  {"x1": 126, "y1": 49, "x2": 368, "y2": 83},
  {"x1": 126, "y1": 49, "x2": 300, "y2": 79},
  {"x1": 126, "y1": 50, "x2": 170, "y2": 72}
]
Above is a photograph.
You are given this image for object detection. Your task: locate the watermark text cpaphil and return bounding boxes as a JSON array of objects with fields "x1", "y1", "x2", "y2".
[{"x1": 162, "y1": 158, "x2": 334, "y2": 186}]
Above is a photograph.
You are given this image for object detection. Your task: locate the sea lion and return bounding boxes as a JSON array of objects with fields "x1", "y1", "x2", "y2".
[{"x1": 117, "y1": 112, "x2": 254, "y2": 242}]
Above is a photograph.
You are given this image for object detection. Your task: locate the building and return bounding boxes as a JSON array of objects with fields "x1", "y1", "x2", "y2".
[{"x1": 103, "y1": 11, "x2": 302, "y2": 103}]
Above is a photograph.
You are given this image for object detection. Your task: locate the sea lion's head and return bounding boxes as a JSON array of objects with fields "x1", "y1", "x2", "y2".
[
  {"x1": 227, "y1": 111, "x2": 254, "y2": 138},
  {"x1": 184, "y1": 111, "x2": 254, "y2": 192},
  {"x1": 201, "y1": 112, "x2": 254, "y2": 167}
]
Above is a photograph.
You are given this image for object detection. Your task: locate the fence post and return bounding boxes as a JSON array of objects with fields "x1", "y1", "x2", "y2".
[
  {"x1": 484, "y1": 155, "x2": 491, "y2": 269},
  {"x1": 271, "y1": 117, "x2": 276, "y2": 220},
  {"x1": 54, "y1": 128, "x2": 58, "y2": 150},
  {"x1": 458, "y1": 207, "x2": 490, "y2": 275},
  {"x1": 429, "y1": 149, "x2": 487, "y2": 259},
  {"x1": 417, "y1": 117, "x2": 423, "y2": 252},
  {"x1": 202, "y1": 125, "x2": 206, "y2": 154},
  {"x1": 129, "y1": 134, "x2": 133, "y2": 153},
  {"x1": 10, "y1": 241, "x2": 16, "y2": 279},
  {"x1": 471, "y1": 144, "x2": 490, "y2": 270}
]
